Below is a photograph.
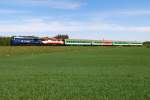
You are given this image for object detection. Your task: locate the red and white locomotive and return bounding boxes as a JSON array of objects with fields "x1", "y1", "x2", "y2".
[{"x1": 42, "y1": 37, "x2": 64, "y2": 45}]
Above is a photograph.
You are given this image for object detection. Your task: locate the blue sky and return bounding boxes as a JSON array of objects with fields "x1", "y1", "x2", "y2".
[{"x1": 0, "y1": 0, "x2": 150, "y2": 41}]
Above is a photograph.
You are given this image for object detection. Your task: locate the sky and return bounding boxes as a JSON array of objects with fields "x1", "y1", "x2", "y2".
[{"x1": 0, "y1": 0, "x2": 150, "y2": 41}]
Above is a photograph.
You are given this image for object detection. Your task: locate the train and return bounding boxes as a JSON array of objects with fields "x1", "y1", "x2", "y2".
[{"x1": 10, "y1": 36, "x2": 143, "y2": 46}]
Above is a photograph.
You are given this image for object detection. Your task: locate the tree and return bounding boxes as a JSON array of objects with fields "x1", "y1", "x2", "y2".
[
  {"x1": 0, "y1": 36, "x2": 11, "y2": 46},
  {"x1": 143, "y1": 41, "x2": 150, "y2": 47},
  {"x1": 54, "y1": 34, "x2": 69, "y2": 40}
]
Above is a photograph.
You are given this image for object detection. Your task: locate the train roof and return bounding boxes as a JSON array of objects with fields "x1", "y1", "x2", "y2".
[
  {"x1": 13, "y1": 36, "x2": 40, "y2": 39},
  {"x1": 65, "y1": 39, "x2": 143, "y2": 43}
]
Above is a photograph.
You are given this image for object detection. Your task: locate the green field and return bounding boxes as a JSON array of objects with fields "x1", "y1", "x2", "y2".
[{"x1": 0, "y1": 46, "x2": 150, "y2": 100}]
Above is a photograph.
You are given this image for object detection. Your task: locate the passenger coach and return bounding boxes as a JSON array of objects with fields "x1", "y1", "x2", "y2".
[{"x1": 65, "y1": 39, "x2": 143, "y2": 46}]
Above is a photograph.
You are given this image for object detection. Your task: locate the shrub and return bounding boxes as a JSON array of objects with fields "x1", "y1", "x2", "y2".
[
  {"x1": 0, "y1": 37, "x2": 11, "y2": 46},
  {"x1": 143, "y1": 41, "x2": 150, "y2": 48}
]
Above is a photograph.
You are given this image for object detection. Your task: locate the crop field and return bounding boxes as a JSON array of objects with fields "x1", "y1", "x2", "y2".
[{"x1": 0, "y1": 46, "x2": 150, "y2": 100}]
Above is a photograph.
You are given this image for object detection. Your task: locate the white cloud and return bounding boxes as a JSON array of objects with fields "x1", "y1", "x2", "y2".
[
  {"x1": 0, "y1": 18, "x2": 150, "y2": 41},
  {"x1": 119, "y1": 10, "x2": 150, "y2": 16},
  {"x1": 0, "y1": 18, "x2": 150, "y2": 33},
  {"x1": 0, "y1": 9, "x2": 20, "y2": 14},
  {"x1": 0, "y1": 9, "x2": 17, "y2": 14},
  {"x1": 0, "y1": 9, "x2": 30, "y2": 14},
  {"x1": 48, "y1": 1, "x2": 83, "y2": 10},
  {"x1": 95, "y1": 10, "x2": 150, "y2": 17},
  {"x1": 2, "y1": 0, "x2": 84, "y2": 10}
]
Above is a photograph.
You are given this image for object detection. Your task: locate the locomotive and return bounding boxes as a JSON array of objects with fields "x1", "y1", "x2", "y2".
[
  {"x1": 42, "y1": 38, "x2": 64, "y2": 45},
  {"x1": 11, "y1": 36, "x2": 42, "y2": 46}
]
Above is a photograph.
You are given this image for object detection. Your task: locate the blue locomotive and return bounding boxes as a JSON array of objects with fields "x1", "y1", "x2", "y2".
[{"x1": 11, "y1": 36, "x2": 42, "y2": 45}]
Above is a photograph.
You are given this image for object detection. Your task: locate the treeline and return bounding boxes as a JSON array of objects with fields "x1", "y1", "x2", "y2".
[
  {"x1": 143, "y1": 41, "x2": 150, "y2": 47},
  {"x1": 0, "y1": 37, "x2": 12, "y2": 46},
  {"x1": 54, "y1": 34, "x2": 69, "y2": 40}
]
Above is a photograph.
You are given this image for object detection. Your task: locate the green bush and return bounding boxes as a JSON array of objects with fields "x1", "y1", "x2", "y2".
[
  {"x1": 143, "y1": 41, "x2": 150, "y2": 48},
  {"x1": 0, "y1": 37, "x2": 11, "y2": 46},
  {"x1": 54, "y1": 34, "x2": 69, "y2": 40}
]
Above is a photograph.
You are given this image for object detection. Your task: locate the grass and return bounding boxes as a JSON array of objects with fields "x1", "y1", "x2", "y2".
[{"x1": 0, "y1": 46, "x2": 150, "y2": 100}]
